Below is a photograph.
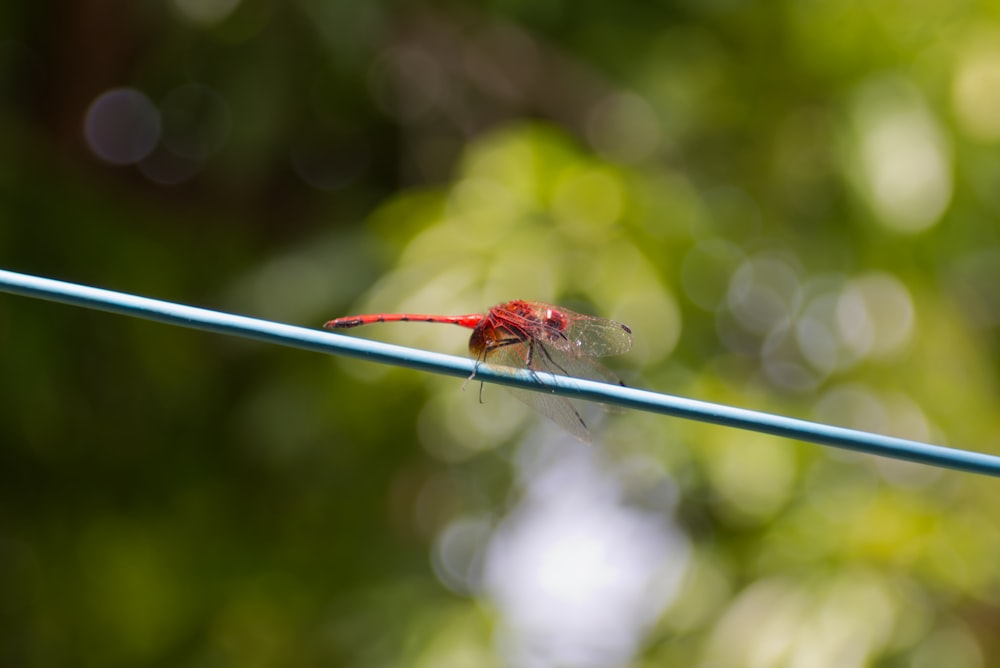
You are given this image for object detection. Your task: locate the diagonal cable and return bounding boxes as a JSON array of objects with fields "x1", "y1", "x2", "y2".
[{"x1": 1, "y1": 267, "x2": 998, "y2": 478}]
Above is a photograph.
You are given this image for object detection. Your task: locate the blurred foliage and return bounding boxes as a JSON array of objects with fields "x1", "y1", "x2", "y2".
[{"x1": 2, "y1": 0, "x2": 1000, "y2": 667}]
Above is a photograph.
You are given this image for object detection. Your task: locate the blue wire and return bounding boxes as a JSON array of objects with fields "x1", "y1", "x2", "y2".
[{"x1": 2, "y1": 267, "x2": 999, "y2": 478}]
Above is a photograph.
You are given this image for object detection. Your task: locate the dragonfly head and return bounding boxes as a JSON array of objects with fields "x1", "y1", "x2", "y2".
[{"x1": 468, "y1": 323, "x2": 488, "y2": 357}]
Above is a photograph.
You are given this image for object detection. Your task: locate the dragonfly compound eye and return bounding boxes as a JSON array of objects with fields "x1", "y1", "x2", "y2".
[{"x1": 543, "y1": 309, "x2": 568, "y2": 331}]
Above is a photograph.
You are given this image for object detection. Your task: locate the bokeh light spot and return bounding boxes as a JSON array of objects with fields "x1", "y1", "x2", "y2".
[
  {"x1": 431, "y1": 515, "x2": 493, "y2": 595},
  {"x1": 84, "y1": 88, "x2": 160, "y2": 165},
  {"x1": 952, "y1": 27, "x2": 1000, "y2": 142},
  {"x1": 837, "y1": 272, "x2": 914, "y2": 360},
  {"x1": 851, "y1": 77, "x2": 952, "y2": 233},
  {"x1": 814, "y1": 383, "x2": 888, "y2": 435},
  {"x1": 707, "y1": 572, "x2": 899, "y2": 667},
  {"x1": 727, "y1": 253, "x2": 800, "y2": 335}
]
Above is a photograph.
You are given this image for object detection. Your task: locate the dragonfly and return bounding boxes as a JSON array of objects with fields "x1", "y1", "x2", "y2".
[{"x1": 323, "y1": 300, "x2": 633, "y2": 442}]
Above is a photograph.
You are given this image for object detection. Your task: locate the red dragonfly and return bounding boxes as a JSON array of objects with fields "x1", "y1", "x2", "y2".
[{"x1": 324, "y1": 300, "x2": 633, "y2": 442}]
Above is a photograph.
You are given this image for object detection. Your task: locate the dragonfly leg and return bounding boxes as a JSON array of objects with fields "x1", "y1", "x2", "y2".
[
  {"x1": 462, "y1": 353, "x2": 485, "y2": 390},
  {"x1": 533, "y1": 340, "x2": 572, "y2": 376}
]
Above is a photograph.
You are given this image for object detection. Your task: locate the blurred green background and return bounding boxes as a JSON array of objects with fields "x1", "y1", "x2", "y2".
[{"x1": 2, "y1": 1, "x2": 1000, "y2": 666}]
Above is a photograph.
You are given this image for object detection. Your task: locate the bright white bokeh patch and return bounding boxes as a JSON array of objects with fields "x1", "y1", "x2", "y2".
[
  {"x1": 477, "y1": 439, "x2": 689, "y2": 668},
  {"x1": 851, "y1": 77, "x2": 952, "y2": 234}
]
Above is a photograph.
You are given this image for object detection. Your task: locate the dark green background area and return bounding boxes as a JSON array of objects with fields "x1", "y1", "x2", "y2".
[{"x1": 2, "y1": 1, "x2": 1000, "y2": 666}]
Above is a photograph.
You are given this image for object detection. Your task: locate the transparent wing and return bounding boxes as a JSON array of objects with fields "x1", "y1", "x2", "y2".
[
  {"x1": 479, "y1": 336, "x2": 625, "y2": 443},
  {"x1": 562, "y1": 312, "x2": 633, "y2": 358}
]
